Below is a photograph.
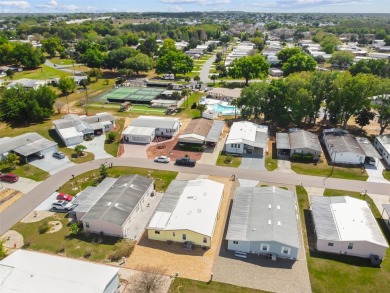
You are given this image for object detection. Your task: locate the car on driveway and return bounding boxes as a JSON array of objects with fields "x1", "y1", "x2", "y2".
[
  {"x1": 154, "y1": 156, "x2": 170, "y2": 163},
  {"x1": 0, "y1": 173, "x2": 19, "y2": 183},
  {"x1": 56, "y1": 193, "x2": 73, "y2": 202},
  {"x1": 51, "y1": 200, "x2": 74, "y2": 212},
  {"x1": 52, "y1": 152, "x2": 65, "y2": 159}
]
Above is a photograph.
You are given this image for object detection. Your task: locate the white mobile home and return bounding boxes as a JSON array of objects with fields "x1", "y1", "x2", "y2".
[
  {"x1": 311, "y1": 196, "x2": 388, "y2": 260},
  {"x1": 374, "y1": 134, "x2": 390, "y2": 167},
  {"x1": 226, "y1": 186, "x2": 300, "y2": 260},
  {"x1": 276, "y1": 130, "x2": 322, "y2": 160}
]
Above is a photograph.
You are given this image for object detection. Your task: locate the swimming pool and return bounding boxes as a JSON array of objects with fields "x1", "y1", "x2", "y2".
[{"x1": 200, "y1": 97, "x2": 239, "y2": 116}]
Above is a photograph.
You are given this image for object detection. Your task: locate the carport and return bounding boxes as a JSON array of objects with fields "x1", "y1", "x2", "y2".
[
  {"x1": 276, "y1": 133, "x2": 291, "y2": 157},
  {"x1": 13, "y1": 138, "x2": 58, "y2": 163}
]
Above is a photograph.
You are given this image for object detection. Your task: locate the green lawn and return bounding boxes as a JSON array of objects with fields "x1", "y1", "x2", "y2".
[
  {"x1": 59, "y1": 166, "x2": 177, "y2": 196},
  {"x1": 169, "y1": 278, "x2": 266, "y2": 293},
  {"x1": 382, "y1": 170, "x2": 390, "y2": 182},
  {"x1": 12, "y1": 64, "x2": 70, "y2": 80},
  {"x1": 216, "y1": 152, "x2": 242, "y2": 168},
  {"x1": 291, "y1": 161, "x2": 368, "y2": 181},
  {"x1": 0, "y1": 164, "x2": 49, "y2": 181},
  {"x1": 265, "y1": 142, "x2": 277, "y2": 171},
  {"x1": 179, "y1": 92, "x2": 204, "y2": 118},
  {"x1": 12, "y1": 213, "x2": 133, "y2": 262},
  {"x1": 296, "y1": 186, "x2": 390, "y2": 293},
  {"x1": 48, "y1": 58, "x2": 75, "y2": 66},
  {"x1": 104, "y1": 117, "x2": 125, "y2": 157}
]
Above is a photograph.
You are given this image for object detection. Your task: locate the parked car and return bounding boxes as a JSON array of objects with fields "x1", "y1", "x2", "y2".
[
  {"x1": 56, "y1": 193, "x2": 73, "y2": 202},
  {"x1": 0, "y1": 173, "x2": 19, "y2": 183},
  {"x1": 154, "y1": 156, "x2": 170, "y2": 163},
  {"x1": 175, "y1": 157, "x2": 196, "y2": 167},
  {"x1": 36, "y1": 153, "x2": 45, "y2": 159},
  {"x1": 51, "y1": 200, "x2": 74, "y2": 212},
  {"x1": 52, "y1": 152, "x2": 65, "y2": 159}
]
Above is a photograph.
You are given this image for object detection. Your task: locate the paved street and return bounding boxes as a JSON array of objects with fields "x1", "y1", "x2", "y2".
[{"x1": 1, "y1": 157, "x2": 389, "y2": 235}]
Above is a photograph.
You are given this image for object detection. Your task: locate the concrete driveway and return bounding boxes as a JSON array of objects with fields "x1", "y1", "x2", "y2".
[
  {"x1": 68, "y1": 135, "x2": 112, "y2": 160},
  {"x1": 365, "y1": 160, "x2": 388, "y2": 183},
  {"x1": 29, "y1": 154, "x2": 75, "y2": 175},
  {"x1": 0, "y1": 177, "x2": 40, "y2": 194},
  {"x1": 276, "y1": 158, "x2": 295, "y2": 174},
  {"x1": 198, "y1": 135, "x2": 227, "y2": 165},
  {"x1": 121, "y1": 142, "x2": 148, "y2": 158},
  {"x1": 239, "y1": 149, "x2": 265, "y2": 171},
  {"x1": 34, "y1": 192, "x2": 59, "y2": 211}
]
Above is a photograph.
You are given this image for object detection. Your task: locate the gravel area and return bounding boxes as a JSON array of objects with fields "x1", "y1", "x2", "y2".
[
  {"x1": 0, "y1": 230, "x2": 24, "y2": 251},
  {"x1": 21, "y1": 210, "x2": 55, "y2": 223},
  {"x1": 124, "y1": 176, "x2": 234, "y2": 282}
]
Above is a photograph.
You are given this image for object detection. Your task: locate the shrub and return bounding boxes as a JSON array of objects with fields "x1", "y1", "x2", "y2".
[
  {"x1": 38, "y1": 220, "x2": 49, "y2": 234},
  {"x1": 190, "y1": 102, "x2": 197, "y2": 109},
  {"x1": 84, "y1": 247, "x2": 92, "y2": 258},
  {"x1": 224, "y1": 155, "x2": 233, "y2": 164},
  {"x1": 291, "y1": 153, "x2": 314, "y2": 162},
  {"x1": 108, "y1": 240, "x2": 134, "y2": 262},
  {"x1": 107, "y1": 132, "x2": 116, "y2": 142},
  {"x1": 69, "y1": 222, "x2": 80, "y2": 235}
]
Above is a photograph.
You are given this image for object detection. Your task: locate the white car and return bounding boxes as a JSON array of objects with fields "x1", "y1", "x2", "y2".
[
  {"x1": 154, "y1": 156, "x2": 170, "y2": 163},
  {"x1": 51, "y1": 200, "x2": 74, "y2": 212}
]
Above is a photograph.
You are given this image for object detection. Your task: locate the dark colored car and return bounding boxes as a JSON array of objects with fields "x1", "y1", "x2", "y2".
[
  {"x1": 56, "y1": 193, "x2": 73, "y2": 202},
  {"x1": 175, "y1": 157, "x2": 196, "y2": 167},
  {"x1": 0, "y1": 173, "x2": 19, "y2": 183}
]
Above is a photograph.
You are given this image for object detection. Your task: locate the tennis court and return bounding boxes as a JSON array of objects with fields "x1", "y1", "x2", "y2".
[{"x1": 97, "y1": 87, "x2": 166, "y2": 105}]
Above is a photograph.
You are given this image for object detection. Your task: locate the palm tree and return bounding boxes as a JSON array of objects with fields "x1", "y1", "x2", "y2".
[
  {"x1": 74, "y1": 145, "x2": 87, "y2": 157},
  {"x1": 181, "y1": 89, "x2": 191, "y2": 108},
  {"x1": 231, "y1": 99, "x2": 239, "y2": 119},
  {"x1": 197, "y1": 104, "x2": 207, "y2": 117}
]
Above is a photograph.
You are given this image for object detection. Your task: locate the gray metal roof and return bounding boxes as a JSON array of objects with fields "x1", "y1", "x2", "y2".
[
  {"x1": 382, "y1": 204, "x2": 390, "y2": 217},
  {"x1": 355, "y1": 137, "x2": 382, "y2": 159},
  {"x1": 276, "y1": 133, "x2": 290, "y2": 149},
  {"x1": 73, "y1": 178, "x2": 118, "y2": 213},
  {"x1": 226, "y1": 186, "x2": 300, "y2": 248},
  {"x1": 151, "y1": 180, "x2": 187, "y2": 214},
  {"x1": 323, "y1": 129, "x2": 365, "y2": 155},
  {"x1": 205, "y1": 120, "x2": 224, "y2": 143},
  {"x1": 289, "y1": 130, "x2": 322, "y2": 152},
  {"x1": 53, "y1": 113, "x2": 115, "y2": 132},
  {"x1": 130, "y1": 117, "x2": 179, "y2": 130},
  {"x1": 81, "y1": 175, "x2": 154, "y2": 226},
  {"x1": 375, "y1": 135, "x2": 390, "y2": 153},
  {"x1": 310, "y1": 195, "x2": 343, "y2": 241},
  {"x1": 0, "y1": 132, "x2": 57, "y2": 156}
]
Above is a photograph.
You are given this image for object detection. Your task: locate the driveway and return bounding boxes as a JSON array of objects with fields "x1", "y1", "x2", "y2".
[
  {"x1": 239, "y1": 149, "x2": 265, "y2": 171},
  {"x1": 276, "y1": 158, "x2": 295, "y2": 174},
  {"x1": 29, "y1": 154, "x2": 75, "y2": 175},
  {"x1": 34, "y1": 192, "x2": 59, "y2": 211},
  {"x1": 0, "y1": 177, "x2": 40, "y2": 194},
  {"x1": 68, "y1": 135, "x2": 112, "y2": 160},
  {"x1": 198, "y1": 134, "x2": 227, "y2": 165},
  {"x1": 121, "y1": 142, "x2": 148, "y2": 158},
  {"x1": 366, "y1": 160, "x2": 388, "y2": 183}
]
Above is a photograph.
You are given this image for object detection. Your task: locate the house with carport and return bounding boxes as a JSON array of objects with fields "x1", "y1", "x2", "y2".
[
  {"x1": 147, "y1": 179, "x2": 224, "y2": 248},
  {"x1": 0, "y1": 132, "x2": 58, "y2": 163},
  {"x1": 0, "y1": 250, "x2": 119, "y2": 293},
  {"x1": 53, "y1": 113, "x2": 115, "y2": 146},
  {"x1": 225, "y1": 121, "x2": 268, "y2": 156},
  {"x1": 226, "y1": 186, "x2": 300, "y2": 260},
  {"x1": 122, "y1": 116, "x2": 180, "y2": 144},
  {"x1": 310, "y1": 195, "x2": 388, "y2": 260},
  {"x1": 374, "y1": 134, "x2": 390, "y2": 167},
  {"x1": 276, "y1": 129, "x2": 322, "y2": 160},
  {"x1": 178, "y1": 118, "x2": 224, "y2": 146},
  {"x1": 81, "y1": 175, "x2": 154, "y2": 238}
]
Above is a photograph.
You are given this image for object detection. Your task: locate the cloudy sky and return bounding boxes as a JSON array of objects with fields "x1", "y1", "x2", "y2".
[{"x1": 0, "y1": 0, "x2": 388, "y2": 13}]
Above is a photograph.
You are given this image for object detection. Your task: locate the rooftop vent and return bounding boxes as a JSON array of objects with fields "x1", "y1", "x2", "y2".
[
  {"x1": 268, "y1": 204, "x2": 272, "y2": 209},
  {"x1": 252, "y1": 227, "x2": 256, "y2": 231},
  {"x1": 268, "y1": 220, "x2": 272, "y2": 225},
  {"x1": 187, "y1": 195, "x2": 194, "y2": 199},
  {"x1": 278, "y1": 221, "x2": 281, "y2": 226},
  {"x1": 197, "y1": 208, "x2": 201, "y2": 213},
  {"x1": 277, "y1": 205, "x2": 280, "y2": 210},
  {"x1": 105, "y1": 201, "x2": 112, "y2": 206}
]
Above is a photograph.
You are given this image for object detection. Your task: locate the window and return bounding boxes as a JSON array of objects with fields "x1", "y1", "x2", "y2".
[
  {"x1": 182, "y1": 234, "x2": 186, "y2": 240},
  {"x1": 203, "y1": 237, "x2": 207, "y2": 243},
  {"x1": 85, "y1": 222, "x2": 90, "y2": 228},
  {"x1": 238, "y1": 144, "x2": 240, "y2": 148},
  {"x1": 260, "y1": 243, "x2": 270, "y2": 252},
  {"x1": 155, "y1": 231, "x2": 160, "y2": 234},
  {"x1": 281, "y1": 247, "x2": 291, "y2": 255},
  {"x1": 231, "y1": 144, "x2": 234, "y2": 147},
  {"x1": 173, "y1": 232, "x2": 175, "y2": 236},
  {"x1": 348, "y1": 243, "x2": 353, "y2": 249},
  {"x1": 233, "y1": 241, "x2": 238, "y2": 244},
  {"x1": 328, "y1": 243, "x2": 334, "y2": 247}
]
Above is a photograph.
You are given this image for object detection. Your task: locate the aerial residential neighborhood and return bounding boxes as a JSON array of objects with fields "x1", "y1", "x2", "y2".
[{"x1": 0, "y1": 5, "x2": 390, "y2": 293}]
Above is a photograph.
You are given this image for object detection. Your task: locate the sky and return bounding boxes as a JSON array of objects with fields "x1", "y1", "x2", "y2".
[{"x1": 0, "y1": 0, "x2": 389, "y2": 14}]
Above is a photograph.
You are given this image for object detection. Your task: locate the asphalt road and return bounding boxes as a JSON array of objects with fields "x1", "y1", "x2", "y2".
[{"x1": 1, "y1": 157, "x2": 389, "y2": 235}]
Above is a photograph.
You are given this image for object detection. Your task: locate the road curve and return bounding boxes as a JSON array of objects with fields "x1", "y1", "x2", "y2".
[{"x1": 1, "y1": 157, "x2": 389, "y2": 235}]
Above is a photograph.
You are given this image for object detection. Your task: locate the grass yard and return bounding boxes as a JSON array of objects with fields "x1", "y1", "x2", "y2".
[
  {"x1": 382, "y1": 170, "x2": 390, "y2": 182},
  {"x1": 48, "y1": 58, "x2": 75, "y2": 66},
  {"x1": 58, "y1": 166, "x2": 177, "y2": 196},
  {"x1": 169, "y1": 278, "x2": 265, "y2": 293},
  {"x1": 291, "y1": 161, "x2": 368, "y2": 181},
  {"x1": 265, "y1": 141, "x2": 278, "y2": 171},
  {"x1": 0, "y1": 164, "x2": 49, "y2": 182},
  {"x1": 12, "y1": 213, "x2": 133, "y2": 262},
  {"x1": 129, "y1": 105, "x2": 167, "y2": 115},
  {"x1": 12, "y1": 64, "x2": 70, "y2": 80},
  {"x1": 296, "y1": 186, "x2": 390, "y2": 293},
  {"x1": 216, "y1": 152, "x2": 242, "y2": 168},
  {"x1": 104, "y1": 117, "x2": 125, "y2": 157},
  {"x1": 179, "y1": 92, "x2": 204, "y2": 118}
]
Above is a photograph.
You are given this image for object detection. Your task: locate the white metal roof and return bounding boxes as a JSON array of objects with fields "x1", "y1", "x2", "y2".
[
  {"x1": 58, "y1": 127, "x2": 83, "y2": 140},
  {"x1": 148, "y1": 179, "x2": 224, "y2": 237},
  {"x1": 0, "y1": 250, "x2": 119, "y2": 293},
  {"x1": 122, "y1": 126, "x2": 155, "y2": 136},
  {"x1": 310, "y1": 196, "x2": 388, "y2": 247},
  {"x1": 226, "y1": 121, "x2": 268, "y2": 148}
]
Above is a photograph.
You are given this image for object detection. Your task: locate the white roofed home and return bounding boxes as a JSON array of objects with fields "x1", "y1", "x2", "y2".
[
  {"x1": 225, "y1": 121, "x2": 268, "y2": 156},
  {"x1": 0, "y1": 250, "x2": 119, "y2": 293},
  {"x1": 147, "y1": 179, "x2": 224, "y2": 248},
  {"x1": 310, "y1": 196, "x2": 388, "y2": 260}
]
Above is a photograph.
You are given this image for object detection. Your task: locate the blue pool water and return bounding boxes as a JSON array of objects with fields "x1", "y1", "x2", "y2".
[{"x1": 209, "y1": 104, "x2": 240, "y2": 115}]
